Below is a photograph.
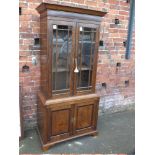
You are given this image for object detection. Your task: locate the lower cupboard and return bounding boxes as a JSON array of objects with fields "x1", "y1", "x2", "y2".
[{"x1": 37, "y1": 92, "x2": 99, "y2": 151}]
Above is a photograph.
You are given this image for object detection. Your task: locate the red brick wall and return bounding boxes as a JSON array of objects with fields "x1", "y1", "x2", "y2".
[{"x1": 19, "y1": 0, "x2": 135, "y2": 129}]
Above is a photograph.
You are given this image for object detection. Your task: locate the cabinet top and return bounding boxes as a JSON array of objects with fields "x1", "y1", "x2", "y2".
[{"x1": 36, "y1": 2, "x2": 107, "y2": 17}]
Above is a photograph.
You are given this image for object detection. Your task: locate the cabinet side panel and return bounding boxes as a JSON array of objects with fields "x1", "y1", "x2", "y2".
[
  {"x1": 92, "y1": 26, "x2": 100, "y2": 92},
  {"x1": 40, "y1": 16, "x2": 48, "y2": 95},
  {"x1": 37, "y1": 96, "x2": 47, "y2": 144},
  {"x1": 94, "y1": 99, "x2": 99, "y2": 130}
]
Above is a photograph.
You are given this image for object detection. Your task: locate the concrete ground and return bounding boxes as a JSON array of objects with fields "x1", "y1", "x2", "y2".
[{"x1": 19, "y1": 110, "x2": 135, "y2": 154}]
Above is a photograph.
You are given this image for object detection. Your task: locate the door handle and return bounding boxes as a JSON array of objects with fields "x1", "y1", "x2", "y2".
[{"x1": 74, "y1": 58, "x2": 79, "y2": 73}]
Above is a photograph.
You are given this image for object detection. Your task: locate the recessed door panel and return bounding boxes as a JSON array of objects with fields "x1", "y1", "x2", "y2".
[
  {"x1": 73, "y1": 101, "x2": 98, "y2": 135},
  {"x1": 48, "y1": 105, "x2": 73, "y2": 141},
  {"x1": 51, "y1": 109, "x2": 70, "y2": 136},
  {"x1": 76, "y1": 104, "x2": 93, "y2": 129}
]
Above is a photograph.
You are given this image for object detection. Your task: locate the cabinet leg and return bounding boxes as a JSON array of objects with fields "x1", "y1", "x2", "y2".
[
  {"x1": 91, "y1": 132, "x2": 98, "y2": 137},
  {"x1": 42, "y1": 145, "x2": 50, "y2": 151},
  {"x1": 42, "y1": 143, "x2": 55, "y2": 151}
]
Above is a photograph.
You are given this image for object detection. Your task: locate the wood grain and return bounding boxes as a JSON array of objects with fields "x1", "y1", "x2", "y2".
[
  {"x1": 36, "y1": 3, "x2": 107, "y2": 17},
  {"x1": 37, "y1": 3, "x2": 101, "y2": 150}
]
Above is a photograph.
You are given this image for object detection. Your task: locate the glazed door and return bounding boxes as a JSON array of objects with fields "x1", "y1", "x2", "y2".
[
  {"x1": 47, "y1": 105, "x2": 74, "y2": 142},
  {"x1": 49, "y1": 21, "x2": 76, "y2": 98},
  {"x1": 74, "y1": 23, "x2": 99, "y2": 95},
  {"x1": 49, "y1": 21, "x2": 99, "y2": 98},
  {"x1": 73, "y1": 101, "x2": 98, "y2": 135}
]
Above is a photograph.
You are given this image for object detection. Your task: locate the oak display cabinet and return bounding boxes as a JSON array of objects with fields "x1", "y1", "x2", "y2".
[{"x1": 36, "y1": 3, "x2": 106, "y2": 151}]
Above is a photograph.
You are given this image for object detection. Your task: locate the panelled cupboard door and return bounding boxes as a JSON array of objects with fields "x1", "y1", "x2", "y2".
[
  {"x1": 47, "y1": 105, "x2": 73, "y2": 142},
  {"x1": 74, "y1": 22, "x2": 99, "y2": 95},
  {"x1": 73, "y1": 101, "x2": 98, "y2": 135},
  {"x1": 48, "y1": 20, "x2": 76, "y2": 98}
]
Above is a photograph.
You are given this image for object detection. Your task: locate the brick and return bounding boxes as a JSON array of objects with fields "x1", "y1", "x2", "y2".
[
  {"x1": 19, "y1": 45, "x2": 30, "y2": 51},
  {"x1": 22, "y1": 8, "x2": 38, "y2": 15},
  {"x1": 109, "y1": 28, "x2": 119, "y2": 33},
  {"x1": 20, "y1": 33, "x2": 34, "y2": 39},
  {"x1": 30, "y1": 21, "x2": 40, "y2": 27},
  {"x1": 32, "y1": 27, "x2": 40, "y2": 33},
  {"x1": 28, "y1": 3, "x2": 40, "y2": 9},
  {"x1": 71, "y1": 0, "x2": 84, "y2": 4},
  {"x1": 85, "y1": 0, "x2": 97, "y2": 6},
  {"x1": 19, "y1": 39, "x2": 23, "y2": 45},
  {"x1": 120, "y1": 6, "x2": 130, "y2": 11},
  {"x1": 119, "y1": 1, "x2": 129, "y2": 7},
  {"x1": 109, "y1": 33, "x2": 120, "y2": 38},
  {"x1": 23, "y1": 39, "x2": 34, "y2": 45},
  {"x1": 31, "y1": 15, "x2": 40, "y2": 22},
  {"x1": 19, "y1": 21, "x2": 30, "y2": 28},
  {"x1": 109, "y1": 9, "x2": 119, "y2": 15},
  {"x1": 20, "y1": 27, "x2": 32, "y2": 33},
  {"x1": 110, "y1": 4, "x2": 120, "y2": 9},
  {"x1": 19, "y1": 15, "x2": 32, "y2": 21},
  {"x1": 119, "y1": 10, "x2": 129, "y2": 16},
  {"x1": 27, "y1": 0, "x2": 42, "y2": 2},
  {"x1": 19, "y1": 2, "x2": 28, "y2": 8}
]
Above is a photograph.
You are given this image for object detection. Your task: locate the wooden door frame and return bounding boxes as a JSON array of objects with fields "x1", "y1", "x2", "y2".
[
  {"x1": 46, "y1": 18, "x2": 100, "y2": 99},
  {"x1": 73, "y1": 22, "x2": 100, "y2": 95},
  {"x1": 47, "y1": 20, "x2": 76, "y2": 98}
]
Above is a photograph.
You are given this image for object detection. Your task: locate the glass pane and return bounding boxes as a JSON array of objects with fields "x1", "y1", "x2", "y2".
[
  {"x1": 52, "y1": 25, "x2": 72, "y2": 92},
  {"x1": 77, "y1": 27, "x2": 96, "y2": 89},
  {"x1": 53, "y1": 72, "x2": 70, "y2": 90},
  {"x1": 81, "y1": 70, "x2": 89, "y2": 87}
]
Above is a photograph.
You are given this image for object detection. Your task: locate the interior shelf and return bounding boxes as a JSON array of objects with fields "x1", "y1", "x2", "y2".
[{"x1": 52, "y1": 67, "x2": 91, "y2": 72}]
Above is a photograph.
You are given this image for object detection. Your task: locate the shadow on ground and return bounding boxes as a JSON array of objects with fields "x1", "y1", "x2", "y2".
[{"x1": 19, "y1": 110, "x2": 135, "y2": 154}]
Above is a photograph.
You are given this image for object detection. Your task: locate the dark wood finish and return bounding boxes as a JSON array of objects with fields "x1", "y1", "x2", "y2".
[
  {"x1": 47, "y1": 104, "x2": 73, "y2": 142},
  {"x1": 37, "y1": 3, "x2": 101, "y2": 150},
  {"x1": 51, "y1": 110, "x2": 70, "y2": 135},
  {"x1": 37, "y1": 126, "x2": 97, "y2": 151},
  {"x1": 40, "y1": 16, "x2": 49, "y2": 98},
  {"x1": 46, "y1": 10, "x2": 103, "y2": 22},
  {"x1": 37, "y1": 92, "x2": 99, "y2": 150},
  {"x1": 36, "y1": 3, "x2": 107, "y2": 17},
  {"x1": 75, "y1": 22, "x2": 99, "y2": 95},
  {"x1": 48, "y1": 20, "x2": 75, "y2": 98},
  {"x1": 92, "y1": 26, "x2": 100, "y2": 92},
  {"x1": 40, "y1": 19, "x2": 100, "y2": 98},
  {"x1": 73, "y1": 100, "x2": 99, "y2": 135},
  {"x1": 76, "y1": 105, "x2": 93, "y2": 129},
  {"x1": 75, "y1": 103, "x2": 95, "y2": 130}
]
